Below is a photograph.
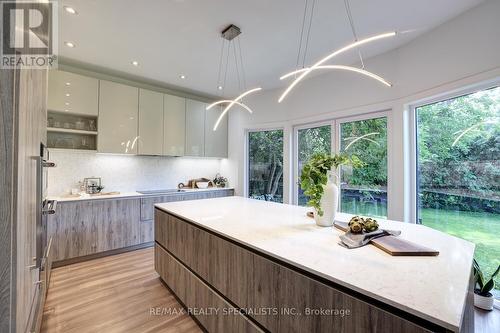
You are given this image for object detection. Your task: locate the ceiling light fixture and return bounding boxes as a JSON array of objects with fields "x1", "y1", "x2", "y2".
[
  {"x1": 65, "y1": 93, "x2": 70, "y2": 97},
  {"x1": 208, "y1": 87, "x2": 262, "y2": 131},
  {"x1": 65, "y1": 82, "x2": 71, "y2": 86},
  {"x1": 131, "y1": 61, "x2": 139, "y2": 66},
  {"x1": 179, "y1": 74, "x2": 186, "y2": 79},
  {"x1": 280, "y1": 65, "x2": 391, "y2": 87},
  {"x1": 64, "y1": 6, "x2": 78, "y2": 15},
  {"x1": 278, "y1": 0, "x2": 394, "y2": 103},
  {"x1": 64, "y1": 41, "x2": 75, "y2": 48},
  {"x1": 208, "y1": 24, "x2": 261, "y2": 131}
]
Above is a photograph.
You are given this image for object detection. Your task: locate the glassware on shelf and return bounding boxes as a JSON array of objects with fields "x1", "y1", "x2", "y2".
[
  {"x1": 53, "y1": 120, "x2": 61, "y2": 128},
  {"x1": 75, "y1": 119, "x2": 85, "y2": 130},
  {"x1": 89, "y1": 119, "x2": 97, "y2": 131},
  {"x1": 81, "y1": 137, "x2": 88, "y2": 149},
  {"x1": 63, "y1": 122, "x2": 71, "y2": 129}
]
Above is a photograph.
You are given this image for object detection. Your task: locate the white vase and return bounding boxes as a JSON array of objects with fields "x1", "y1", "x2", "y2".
[
  {"x1": 474, "y1": 292, "x2": 494, "y2": 310},
  {"x1": 314, "y1": 170, "x2": 339, "y2": 227}
]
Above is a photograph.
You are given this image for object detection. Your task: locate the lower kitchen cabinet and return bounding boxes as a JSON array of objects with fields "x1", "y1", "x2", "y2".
[
  {"x1": 47, "y1": 190, "x2": 234, "y2": 265},
  {"x1": 47, "y1": 198, "x2": 142, "y2": 263}
]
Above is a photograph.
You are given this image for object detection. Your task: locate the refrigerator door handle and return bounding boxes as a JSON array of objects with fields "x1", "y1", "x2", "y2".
[{"x1": 42, "y1": 161, "x2": 56, "y2": 168}]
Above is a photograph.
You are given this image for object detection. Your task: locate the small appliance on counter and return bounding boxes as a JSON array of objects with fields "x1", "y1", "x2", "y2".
[
  {"x1": 83, "y1": 177, "x2": 104, "y2": 194},
  {"x1": 178, "y1": 178, "x2": 214, "y2": 189}
]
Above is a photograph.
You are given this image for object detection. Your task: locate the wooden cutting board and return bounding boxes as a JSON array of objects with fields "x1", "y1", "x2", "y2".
[{"x1": 334, "y1": 221, "x2": 439, "y2": 256}]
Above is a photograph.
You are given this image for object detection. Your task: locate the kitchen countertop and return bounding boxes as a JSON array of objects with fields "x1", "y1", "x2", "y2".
[
  {"x1": 49, "y1": 187, "x2": 234, "y2": 202},
  {"x1": 155, "y1": 196, "x2": 474, "y2": 332}
]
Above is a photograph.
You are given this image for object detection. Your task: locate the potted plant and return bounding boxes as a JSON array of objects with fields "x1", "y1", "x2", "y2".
[
  {"x1": 473, "y1": 259, "x2": 500, "y2": 310},
  {"x1": 300, "y1": 153, "x2": 362, "y2": 227}
]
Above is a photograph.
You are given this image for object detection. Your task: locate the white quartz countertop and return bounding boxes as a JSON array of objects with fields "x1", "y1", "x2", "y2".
[
  {"x1": 50, "y1": 187, "x2": 234, "y2": 202},
  {"x1": 155, "y1": 196, "x2": 474, "y2": 332}
]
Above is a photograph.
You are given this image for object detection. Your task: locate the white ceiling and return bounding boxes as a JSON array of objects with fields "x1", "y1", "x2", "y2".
[{"x1": 59, "y1": 0, "x2": 484, "y2": 97}]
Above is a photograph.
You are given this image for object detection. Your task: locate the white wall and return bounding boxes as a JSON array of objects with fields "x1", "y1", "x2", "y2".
[
  {"x1": 223, "y1": 0, "x2": 500, "y2": 221},
  {"x1": 48, "y1": 150, "x2": 223, "y2": 196}
]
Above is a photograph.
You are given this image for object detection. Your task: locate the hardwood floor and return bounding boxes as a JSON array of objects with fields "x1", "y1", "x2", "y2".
[
  {"x1": 475, "y1": 307, "x2": 500, "y2": 333},
  {"x1": 42, "y1": 246, "x2": 499, "y2": 333},
  {"x1": 41, "y1": 247, "x2": 201, "y2": 333}
]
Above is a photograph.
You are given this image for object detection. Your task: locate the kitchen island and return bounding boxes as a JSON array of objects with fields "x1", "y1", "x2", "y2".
[{"x1": 154, "y1": 196, "x2": 475, "y2": 333}]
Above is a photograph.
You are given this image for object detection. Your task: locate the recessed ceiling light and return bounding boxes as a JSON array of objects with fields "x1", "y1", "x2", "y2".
[
  {"x1": 131, "y1": 61, "x2": 139, "y2": 66},
  {"x1": 64, "y1": 6, "x2": 78, "y2": 15},
  {"x1": 179, "y1": 74, "x2": 186, "y2": 79},
  {"x1": 64, "y1": 41, "x2": 75, "y2": 48},
  {"x1": 65, "y1": 93, "x2": 70, "y2": 97},
  {"x1": 65, "y1": 82, "x2": 71, "y2": 86},
  {"x1": 64, "y1": 109, "x2": 69, "y2": 112},
  {"x1": 65, "y1": 102, "x2": 70, "y2": 106},
  {"x1": 217, "y1": 86, "x2": 223, "y2": 90}
]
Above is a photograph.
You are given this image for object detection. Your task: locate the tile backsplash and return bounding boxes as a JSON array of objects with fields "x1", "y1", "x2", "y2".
[{"x1": 47, "y1": 150, "x2": 224, "y2": 196}]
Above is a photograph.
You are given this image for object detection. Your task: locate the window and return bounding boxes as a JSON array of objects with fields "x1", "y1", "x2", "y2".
[
  {"x1": 415, "y1": 86, "x2": 499, "y2": 296},
  {"x1": 293, "y1": 114, "x2": 388, "y2": 218},
  {"x1": 248, "y1": 129, "x2": 284, "y2": 203},
  {"x1": 297, "y1": 125, "x2": 332, "y2": 206},
  {"x1": 340, "y1": 117, "x2": 388, "y2": 218}
]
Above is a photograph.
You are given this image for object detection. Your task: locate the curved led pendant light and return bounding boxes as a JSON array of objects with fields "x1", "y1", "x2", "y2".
[
  {"x1": 206, "y1": 100, "x2": 254, "y2": 114},
  {"x1": 279, "y1": 0, "x2": 395, "y2": 103},
  {"x1": 209, "y1": 25, "x2": 261, "y2": 131},
  {"x1": 278, "y1": 32, "x2": 395, "y2": 102},
  {"x1": 208, "y1": 87, "x2": 262, "y2": 131},
  {"x1": 280, "y1": 65, "x2": 392, "y2": 87}
]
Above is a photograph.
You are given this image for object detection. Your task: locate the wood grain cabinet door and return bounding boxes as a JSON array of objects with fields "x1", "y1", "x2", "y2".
[
  {"x1": 47, "y1": 201, "x2": 97, "y2": 261},
  {"x1": 47, "y1": 199, "x2": 142, "y2": 262},
  {"x1": 93, "y1": 199, "x2": 141, "y2": 252}
]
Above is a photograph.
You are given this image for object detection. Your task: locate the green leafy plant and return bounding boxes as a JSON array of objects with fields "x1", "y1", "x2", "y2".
[
  {"x1": 473, "y1": 259, "x2": 500, "y2": 296},
  {"x1": 300, "y1": 153, "x2": 362, "y2": 216}
]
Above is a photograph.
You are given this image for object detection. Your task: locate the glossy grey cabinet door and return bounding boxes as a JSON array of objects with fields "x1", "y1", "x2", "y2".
[
  {"x1": 163, "y1": 94, "x2": 186, "y2": 156},
  {"x1": 48, "y1": 70, "x2": 99, "y2": 115},
  {"x1": 138, "y1": 89, "x2": 164, "y2": 155},
  {"x1": 185, "y1": 99, "x2": 206, "y2": 156},
  {"x1": 205, "y1": 105, "x2": 228, "y2": 158},
  {"x1": 98, "y1": 80, "x2": 139, "y2": 154}
]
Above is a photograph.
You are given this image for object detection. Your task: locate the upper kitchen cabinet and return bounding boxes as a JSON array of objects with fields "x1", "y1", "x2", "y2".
[
  {"x1": 163, "y1": 94, "x2": 186, "y2": 156},
  {"x1": 138, "y1": 89, "x2": 164, "y2": 155},
  {"x1": 48, "y1": 70, "x2": 99, "y2": 116},
  {"x1": 185, "y1": 99, "x2": 206, "y2": 157},
  {"x1": 98, "y1": 81, "x2": 139, "y2": 154},
  {"x1": 205, "y1": 106, "x2": 228, "y2": 158}
]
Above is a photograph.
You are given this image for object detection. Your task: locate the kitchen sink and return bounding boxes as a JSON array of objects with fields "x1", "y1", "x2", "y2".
[{"x1": 136, "y1": 189, "x2": 184, "y2": 195}]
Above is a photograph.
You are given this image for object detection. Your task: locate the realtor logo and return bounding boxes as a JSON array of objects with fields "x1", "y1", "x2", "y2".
[{"x1": 1, "y1": 1, "x2": 58, "y2": 68}]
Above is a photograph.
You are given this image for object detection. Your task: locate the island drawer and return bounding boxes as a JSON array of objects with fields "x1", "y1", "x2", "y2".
[
  {"x1": 155, "y1": 210, "x2": 436, "y2": 333},
  {"x1": 154, "y1": 244, "x2": 264, "y2": 333}
]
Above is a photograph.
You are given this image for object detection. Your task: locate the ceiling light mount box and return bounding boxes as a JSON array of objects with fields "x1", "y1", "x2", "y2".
[{"x1": 221, "y1": 24, "x2": 241, "y2": 41}]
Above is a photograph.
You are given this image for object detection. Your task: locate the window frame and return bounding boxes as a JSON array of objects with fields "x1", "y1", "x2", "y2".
[
  {"x1": 291, "y1": 111, "x2": 389, "y2": 208},
  {"x1": 245, "y1": 127, "x2": 286, "y2": 200},
  {"x1": 409, "y1": 79, "x2": 500, "y2": 225}
]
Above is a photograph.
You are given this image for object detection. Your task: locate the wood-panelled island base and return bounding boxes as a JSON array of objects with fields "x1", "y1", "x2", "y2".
[{"x1": 154, "y1": 197, "x2": 475, "y2": 333}]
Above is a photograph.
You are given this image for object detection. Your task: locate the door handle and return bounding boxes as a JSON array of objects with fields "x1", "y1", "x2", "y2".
[{"x1": 42, "y1": 161, "x2": 56, "y2": 168}]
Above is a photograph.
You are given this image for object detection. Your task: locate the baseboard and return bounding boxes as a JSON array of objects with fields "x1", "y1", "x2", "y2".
[{"x1": 52, "y1": 242, "x2": 154, "y2": 268}]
